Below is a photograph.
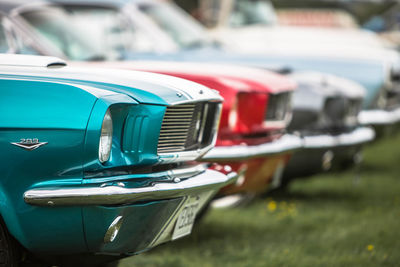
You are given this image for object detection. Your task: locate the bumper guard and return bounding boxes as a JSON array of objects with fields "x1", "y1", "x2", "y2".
[
  {"x1": 359, "y1": 108, "x2": 400, "y2": 126},
  {"x1": 303, "y1": 127, "x2": 375, "y2": 149},
  {"x1": 24, "y1": 167, "x2": 238, "y2": 207},
  {"x1": 201, "y1": 134, "x2": 303, "y2": 161}
]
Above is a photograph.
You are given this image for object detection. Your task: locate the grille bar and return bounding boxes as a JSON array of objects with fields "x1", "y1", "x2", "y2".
[
  {"x1": 157, "y1": 104, "x2": 195, "y2": 153},
  {"x1": 157, "y1": 102, "x2": 220, "y2": 154}
]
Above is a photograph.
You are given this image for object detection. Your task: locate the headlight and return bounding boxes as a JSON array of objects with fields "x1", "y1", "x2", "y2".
[
  {"x1": 230, "y1": 92, "x2": 268, "y2": 134},
  {"x1": 345, "y1": 99, "x2": 362, "y2": 126},
  {"x1": 375, "y1": 89, "x2": 388, "y2": 109},
  {"x1": 99, "y1": 109, "x2": 113, "y2": 163}
]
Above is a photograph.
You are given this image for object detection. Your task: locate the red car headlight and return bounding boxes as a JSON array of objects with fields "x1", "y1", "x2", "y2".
[
  {"x1": 229, "y1": 92, "x2": 268, "y2": 134},
  {"x1": 228, "y1": 92, "x2": 292, "y2": 135}
]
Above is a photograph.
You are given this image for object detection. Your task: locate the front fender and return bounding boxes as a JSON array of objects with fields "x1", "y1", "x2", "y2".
[{"x1": 0, "y1": 78, "x2": 98, "y2": 253}]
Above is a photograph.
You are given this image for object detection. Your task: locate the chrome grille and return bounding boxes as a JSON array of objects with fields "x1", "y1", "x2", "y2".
[
  {"x1": 157, "y1": 104, "x2": 196, "y2": 153},
  {"x1": 157, "y1": 102, "x2": 220, "y2": 154},
  {"x1": 322, "y1": 97, "x2": 362, "y2": 127}
]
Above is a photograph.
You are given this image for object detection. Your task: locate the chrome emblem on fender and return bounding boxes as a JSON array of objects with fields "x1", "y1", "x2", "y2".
[{"x1": 11, "y1": 138, "x2": 48, "y2": 151}]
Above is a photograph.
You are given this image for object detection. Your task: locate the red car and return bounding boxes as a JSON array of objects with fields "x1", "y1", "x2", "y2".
[{"x1": 79, "y1": 61, "x2": 302, "y2": 199}]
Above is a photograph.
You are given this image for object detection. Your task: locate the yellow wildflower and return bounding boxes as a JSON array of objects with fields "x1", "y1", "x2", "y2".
[
  {"x1": 267, "y1": 201, "x2": 277, "y2": 212},
  {"x1": 367, "y1": 245, "x2": 374, "y2": 251}
]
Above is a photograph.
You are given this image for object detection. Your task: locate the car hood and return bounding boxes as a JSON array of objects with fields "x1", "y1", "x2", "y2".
[
  {"x1": 123, "y1": 48, "x2": 383, "y2": 109},
  {"x1": 0, "y1": 55, "x2": 222, "y2": 105},
  {"x1": 289, "y1": 71, "x2": 366, "y2": 111},
  {"x1": 215, "y1": 25, "x2": 399, "y2": 63},
  {"x1": 77, "y1": 60, "x2": 296, "y2": 95},
  {"x1": 290, "y1": 71, "x2": 366, "y2": 99}
]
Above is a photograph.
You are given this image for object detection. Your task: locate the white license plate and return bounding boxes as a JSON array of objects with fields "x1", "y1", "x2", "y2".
[{"x1": 172, "y1": 196, "x2": 200, "y2": 240}]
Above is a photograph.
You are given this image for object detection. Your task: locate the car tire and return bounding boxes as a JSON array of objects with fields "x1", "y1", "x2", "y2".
[{"x1": 0, "y1": 219, "x2": 20, "y2": 267}]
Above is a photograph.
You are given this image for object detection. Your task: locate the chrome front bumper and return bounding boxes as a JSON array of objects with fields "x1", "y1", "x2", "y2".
[
  {"x1": 358, "y1": 108, "x2": 400, "y2": 126},
  {"x1": 201, "y1": 134, "x2": 303, "y2": 161},
  {"x1": 303, "y1": 127, "x2": 375, "y2": 149},
  {"x1": 24, "y1": 167, "x2": 238, "y2": 207}
]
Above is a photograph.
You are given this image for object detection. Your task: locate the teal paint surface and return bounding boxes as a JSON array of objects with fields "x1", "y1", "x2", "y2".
[{"x1": 0, "y1": 70, "x2": 178, "y2": 254}]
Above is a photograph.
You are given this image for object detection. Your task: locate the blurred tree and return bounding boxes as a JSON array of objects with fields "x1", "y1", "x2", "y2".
[
  {"x1": 271, "y1": 0, "x2": 395, "y2": 23},
  {"x1": 173, "y1": 0, "x2": 396, "y2": 24},
  {"x1": 174, "y1": 0, "x2": 198, "y2": 13}
]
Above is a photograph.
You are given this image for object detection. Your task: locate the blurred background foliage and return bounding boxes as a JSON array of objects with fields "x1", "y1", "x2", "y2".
[
  {"x1": 173, "y1": 0, "x2": 397, "y2": 24},
  {"x1": 119, "y1": 131, "x2": 400, "y2": 267}
]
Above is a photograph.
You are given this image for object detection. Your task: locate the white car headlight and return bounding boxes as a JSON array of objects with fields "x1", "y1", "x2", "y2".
[{"x1": 99, "y1": 109, "x2": 113, "y2": 163}]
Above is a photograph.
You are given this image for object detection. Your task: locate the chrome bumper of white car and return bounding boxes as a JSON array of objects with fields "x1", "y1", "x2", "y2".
[
  {"x1": 358, "y1": 108, "x2": 400, "y2": 126},
  {"x1": 201, "y1": 134, "x2": 303, "y2": 161},
  {"x1": 24, "y1": 166, "x2": 238, "y2": 207},
  {"x1": 303, "y1": 127, "x2": 375, "y2": 149}
]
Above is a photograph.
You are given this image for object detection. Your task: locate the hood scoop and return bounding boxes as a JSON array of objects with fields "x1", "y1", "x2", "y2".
[{"x1": 0, "y1": 54, "x2": 67, "y2": 68}]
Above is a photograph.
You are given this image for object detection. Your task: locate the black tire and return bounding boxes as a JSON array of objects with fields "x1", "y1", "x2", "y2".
[{"x1": 0, "y1": 219, "x2": 20, "y2": 267}]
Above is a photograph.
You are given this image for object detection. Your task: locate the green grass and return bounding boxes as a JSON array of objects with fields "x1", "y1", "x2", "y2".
[{"x1": 118, "y1": 133, "x2": 400, "y2": 267}]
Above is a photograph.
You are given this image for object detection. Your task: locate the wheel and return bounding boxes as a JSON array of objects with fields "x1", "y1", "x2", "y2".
[{"x1": 0, "y1": 219, "x2": 21, "y2": 267}]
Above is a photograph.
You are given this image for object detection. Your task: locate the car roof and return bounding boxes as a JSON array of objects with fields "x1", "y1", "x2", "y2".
[
  {"x1": 0, "y1": 0, "x2": 161, "y2": 14},
  {"x1": 49, "y1": 0, "x2": 126, "y2": 8},
  {"x1": 49, "y1": 0, "x2": 160, "y2": 8},
  {"x1": 0, "y1": 0, "x2": 129, "y2": 13},
  {"x1": 0, "y1": 0, "x2": 45, "y2": 13},
  {"x1": 0, "y1": 54, "x2": 66, "y2": 67}
]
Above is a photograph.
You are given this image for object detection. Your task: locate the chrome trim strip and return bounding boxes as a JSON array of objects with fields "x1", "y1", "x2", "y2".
[
  {"x1": 358, "y1": 108, "x2": 400, "y2": 126},
  {"x1": 24, "y1": 169, "x2": 238, "y2": 207},
  {"x1": 201, "y1": 134, "x2": 303, "y2": 161},
  {"x1": 303, "y1": 127, "x2": 375, "y2": 149}
]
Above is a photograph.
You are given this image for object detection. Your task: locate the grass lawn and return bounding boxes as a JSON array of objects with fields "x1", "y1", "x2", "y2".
[{"x1": 118, "y1": 133, "x2": 400, "y2": 267}]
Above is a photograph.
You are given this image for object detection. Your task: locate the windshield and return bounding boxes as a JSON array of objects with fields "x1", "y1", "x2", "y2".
[
  {"x1": 20, "y1": 6, "x2": 106, "y2": 60},
  {"x1": 138, "y1": 2, "x2": 210, "y2": 49},
  {"x1": 19, "y1": 5, "x2": 155, "y2": 60},
  {"x1": 229, "y1": 0, "x2": 277, "y2": 27},
  {"x1": 0, "y1": 16, "x2": 10, "y2": 53}
]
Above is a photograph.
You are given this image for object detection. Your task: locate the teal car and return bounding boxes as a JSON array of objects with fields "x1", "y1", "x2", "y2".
[{"x1": 0, "y1": 54, "x2": 236, "y2": 266}]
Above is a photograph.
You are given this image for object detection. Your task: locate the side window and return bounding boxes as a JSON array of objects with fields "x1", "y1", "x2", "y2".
[
  {"x1": 7, "y1": 25, "x2": 39, "y2": 55},
  {"x1": 1, "y1": 16, "x2": 39, "y2": 55}
]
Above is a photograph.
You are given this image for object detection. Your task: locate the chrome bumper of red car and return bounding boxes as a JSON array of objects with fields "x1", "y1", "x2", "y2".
[
  {"x1": 303, "y1": 127, "x2": 375, "y2": 149},
  {"x1": 201, "y1": 134, "x2": 303, "y2": 161},
  {"x1": 358, "y1": 108, "x2": 400, "y2": 126},
  {"x1": 24, "y1": 166, "x2": 238, "y2": 207}
]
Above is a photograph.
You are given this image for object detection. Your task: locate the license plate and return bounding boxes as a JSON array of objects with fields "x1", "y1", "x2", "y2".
[{"x1": 172, "y1": 196, "x2": 200, "y2": 240}]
